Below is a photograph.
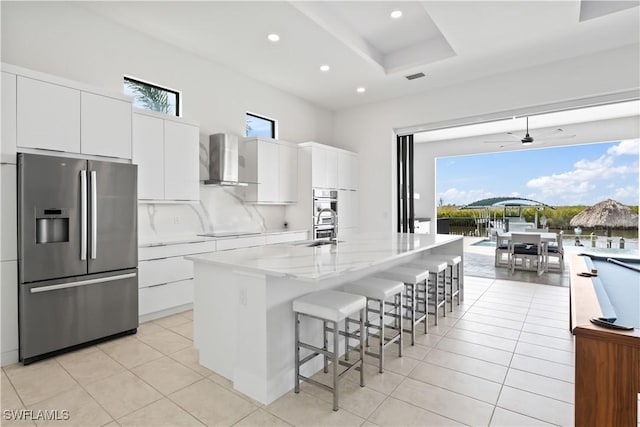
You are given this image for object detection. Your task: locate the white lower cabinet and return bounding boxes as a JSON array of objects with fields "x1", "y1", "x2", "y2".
[
  {"x1": 1, "y1": 260, "x2": 18, "y2": 365},
  {"x1": 139, "y1": 280, "x2": 193, "y2": 317},
  {"x1": 138, "y1": 240, "x2": 216, "y2": 319},
  {"x1": 265, "y1": 231, "x2": 307, "y2": 245},
  {"x1": 216, "y1": 235, "x2": 267, "y2": 251}
]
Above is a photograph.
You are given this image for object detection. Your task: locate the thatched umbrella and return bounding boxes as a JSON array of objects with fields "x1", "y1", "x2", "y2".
[{"x1": 570, "y1": 199, "x2": 639, "y2": 236}]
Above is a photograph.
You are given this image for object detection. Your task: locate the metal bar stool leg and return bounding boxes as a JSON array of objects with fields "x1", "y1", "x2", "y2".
[
  {"x1": 323, "y1": 320, "x2": 328, "y2": 373},
  {"x1": 295, "y1": 312, "x2": 300, "y2": 393},
  {"x1": 359, "y1": 308, "x2": 365, "y2": 387},
  {"x1": 378, "y1": 299, "x2": 384, "y2": 373},
  {"x1": 332, "y1": 320, "x2": 339, "y2": 411}
]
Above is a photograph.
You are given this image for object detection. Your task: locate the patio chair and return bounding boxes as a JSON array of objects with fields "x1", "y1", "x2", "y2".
[
  {"x1": 494, "y1": 231, "x2": 510, "y2": 267},
  {"x1": 509, "y1": 233, "x2": 544, "y2": 276},
  {"x1": 546, "y1": 231, "x2": 565, "y2": 272}
]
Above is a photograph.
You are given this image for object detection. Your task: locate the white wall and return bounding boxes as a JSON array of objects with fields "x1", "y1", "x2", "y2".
[
  {"x1": 1, "y1": 2, "x2": 333, "y2": 144},
  {"x1": 332, "y1": 44, "x2": 640, "y2": 233}
]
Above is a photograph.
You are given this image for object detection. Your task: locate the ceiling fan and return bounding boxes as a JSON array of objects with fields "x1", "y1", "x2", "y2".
[{"x1": 484, "y1": 117, "x2": 576, "y2": 147}]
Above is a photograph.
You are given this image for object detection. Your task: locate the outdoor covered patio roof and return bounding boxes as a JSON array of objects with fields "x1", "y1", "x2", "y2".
[{"x1": 461, "y1": 197, "x2": 556, "y2": 209}]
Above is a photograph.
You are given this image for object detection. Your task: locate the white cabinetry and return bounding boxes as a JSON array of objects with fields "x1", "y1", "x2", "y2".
[
  {"x1": 287, "y1": 142, "x2": 359, "y2": 236},
  {"x1": 338, "y1": 152, "x2": 358, "y2": 191},
  {"x1": 132, "y1": 110, "x2": 200, "y2": 202},
  {"x1": 80, "y1": 92, "x2": 132, "y2": 158},
  {"x1": 8, "y1": 65, "x2": 133, "y2": 159},
  {"x1": 138, "y1": 240, "x2": 216, "y2": 319},
  {"x1": 311, "y1": 145, "x2": 338, "y2": 189},
  {"x1": 242, "y1": 137, "x2": 297, "y2": 204},
  {"x1": 2, "y1": 72, "x2": 17, "y2": 163},
  {"x1": 17, "y1": 76, "x2": 80, "y2": 153},
  {"x1": 132, "y1": 113, "x2": 164, "y2": 199},
  {"x1": 1, "y1": 164, "x2": 18, "y2": 366},
  {"x1": 164, "y1": 120, "x2": 200, "y2": 201},
  {"x1": 1, "y1": 260, "x2": 18, "y2": 365}
]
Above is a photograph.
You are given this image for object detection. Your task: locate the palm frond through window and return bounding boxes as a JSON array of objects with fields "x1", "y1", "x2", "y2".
[{"x1": 124, "y1": 77, "x2": 179, "y2": 116}]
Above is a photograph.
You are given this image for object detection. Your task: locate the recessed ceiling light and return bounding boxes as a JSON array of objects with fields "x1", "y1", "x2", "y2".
[
  {"x1": 356, "y1": 87, "x2": 366, "y2": 93},
  {"x1": 267, "y1": 33, "x2": 280, "y2": 42},
  {"x1": 390, "y1": 10, "x2": 403, "y2": 19},
  {"x1": 320, "y1": 65, "x2": 330, "y2": 72}
]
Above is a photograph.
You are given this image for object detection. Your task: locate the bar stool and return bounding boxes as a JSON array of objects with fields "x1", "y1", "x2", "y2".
[
  {"x1": 344, "y1": 277, "x2": 404, "y2": 373},
  {"x1": 422, "y1": 255, "x2": 462, "y2": 310},
  {"x1": 293, "y1": 289, "x2": 366, "y2": 411},
  {"x1": 405, "y1": 259, "x2": 448, "y2": 325},
  {"x1": 376, "y1": 265, "x2": 429, "y2": 345}
]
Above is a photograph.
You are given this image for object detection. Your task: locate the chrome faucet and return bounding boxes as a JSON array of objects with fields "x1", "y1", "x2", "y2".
[{"x1": 316, "y1": 208, "x2": 338, "y2": 242}]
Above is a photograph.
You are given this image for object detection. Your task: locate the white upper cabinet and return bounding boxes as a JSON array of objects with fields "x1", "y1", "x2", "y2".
[
  {"x1": 279, "y1": 142, "x2": 297, "y2": 203},
  {"x1": 311, "y1": 145, "x2": 338, "y2": 189},
  {"x1": 164, "y1": 119, "x2": 200, "y2": 201},
  {"x1": 81, "y1": 92, "x2": 132, "y2": 158},
  {"x1": 338, "y1": 151, "x2": 359, "y2": 191},
  {"x1": 132, "y1": 110, "x2": 200, "y2": 202},
  {"x1": 8, "y1": 65, "x2": 133, "y2": 159},
  {"x1": 311, "y1": 145, "x2": 327, "y2": 188},
  {"x1": 132, "y1": 113, "x2": 164, "y2": 200},
  {"x1": 243, "y1": 137, "x2": 297, "y2": 204},
  {"x1": 1, "y1": 72, "x2": 17, "y2": 163},
  {"x1": 17, "y1": 76, "x2": 81, "y2": 153}
]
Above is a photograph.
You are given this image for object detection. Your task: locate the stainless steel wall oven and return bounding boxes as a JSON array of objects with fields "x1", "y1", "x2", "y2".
[{"x1": 312, "y1": 189, "x2": 338, "y2": 240}]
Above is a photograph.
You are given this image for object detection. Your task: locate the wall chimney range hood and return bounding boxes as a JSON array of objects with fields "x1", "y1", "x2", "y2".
[{"x1": 204, "y1": 133, "x2": 249, "y2": 186}]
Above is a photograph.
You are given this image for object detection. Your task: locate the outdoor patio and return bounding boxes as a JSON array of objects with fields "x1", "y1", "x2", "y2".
[{"x1": 463, "y1": 237, "x2": 570, "y2": 287}]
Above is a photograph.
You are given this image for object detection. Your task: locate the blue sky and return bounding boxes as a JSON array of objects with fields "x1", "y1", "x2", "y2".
[{"x1": 436, "y1": 140, "x2": 639, "y2": 206}]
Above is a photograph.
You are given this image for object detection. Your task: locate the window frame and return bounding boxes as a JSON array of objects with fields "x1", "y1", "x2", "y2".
[
  {"x1": 123, "y1": 75, "x2": 181, "y2": 117},
  {"x1": 246, "y1": 112, "x2": 277, "y2": 139}
]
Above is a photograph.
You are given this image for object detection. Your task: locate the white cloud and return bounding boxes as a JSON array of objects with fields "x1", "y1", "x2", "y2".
[
  {"x1": 607, "y1": 139, "x2": 639, "y2": 156},
  {"x1": 613, "y1": 186, "x2": 639, "y2": 200},
  {"x1": 527, "y1": 151, "x2": 638, "y2": 203}
]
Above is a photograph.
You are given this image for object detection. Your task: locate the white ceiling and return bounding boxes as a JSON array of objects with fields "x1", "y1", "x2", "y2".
[{"x1": 77, "y1": 1, "x2": 640, "y2": 111}]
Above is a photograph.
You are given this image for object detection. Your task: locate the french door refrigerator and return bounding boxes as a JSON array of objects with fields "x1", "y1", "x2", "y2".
[{"x1": 18, "y1": 153, "x2": 138, "y2": 364}]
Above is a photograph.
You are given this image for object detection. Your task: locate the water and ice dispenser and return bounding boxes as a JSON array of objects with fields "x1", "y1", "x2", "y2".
[{"x1": 35, "y1": 208, "x2": 69, "y2": 244}]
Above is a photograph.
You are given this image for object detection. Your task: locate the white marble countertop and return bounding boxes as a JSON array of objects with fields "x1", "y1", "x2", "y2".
[
  {"x1": 186, "y1": 232, "x2": 462, "y2": 281},
  {"x1": 139, "y1": 229, "x2": 307, "y2": 247}
]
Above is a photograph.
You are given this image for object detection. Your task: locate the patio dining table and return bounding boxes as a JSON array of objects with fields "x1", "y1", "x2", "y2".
[{"x1": 500, "y1": 231, "x2": 558, "y2": 272}]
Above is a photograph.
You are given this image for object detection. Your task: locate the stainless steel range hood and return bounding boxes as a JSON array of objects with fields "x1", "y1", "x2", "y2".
[{"x1": 204, "y1": 133, "x2": 248, "y2": 186}]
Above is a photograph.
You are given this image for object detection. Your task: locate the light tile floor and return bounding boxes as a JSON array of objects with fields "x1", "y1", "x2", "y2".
[{"x1": 1, "y1": 276, "x2": 574, "y2": 426}]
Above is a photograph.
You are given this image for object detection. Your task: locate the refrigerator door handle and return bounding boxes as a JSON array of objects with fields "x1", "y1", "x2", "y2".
[
  {"x1": 91, "y1": 170, "x2": 97, "y2": 259},
  {"x1": 80, "y1": 170, "x2": 88, "y2": 260},
  {"x1": 29, "y1": 272, "x2": 137, "y2": 294}
]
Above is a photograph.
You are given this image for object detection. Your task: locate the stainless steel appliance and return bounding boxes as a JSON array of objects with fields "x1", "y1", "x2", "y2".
[
  {"x1": 18, "y1": 153, "x2": 138, "y2": 364},
  {"x1": 204, "y1": 133, "x2": 248, "y2": 186},
  {"x1": 312, "y1": 189, "x2": 338, "y2": 240}
]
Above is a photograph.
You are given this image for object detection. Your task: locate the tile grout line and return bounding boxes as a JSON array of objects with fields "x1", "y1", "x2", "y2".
[{"x1": 486, "y1": 278, "x2": 535, "y2": 427}]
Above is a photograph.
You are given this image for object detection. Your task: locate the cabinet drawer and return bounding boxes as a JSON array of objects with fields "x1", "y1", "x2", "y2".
[
  {"x1": 139, "y1": 257, "x2": 193, "y2": 289},
  {"x1": 216, "y1": 235, "x2": 266, "y2": 251},
  {"x1": 139, "y1": 279, "x2": 193, "y2": 316},
  {"x1": 265, "y1": 232, "x2": 308, "y2": 245},
  {"x1": 139, "y1": 240, "x2": 216, "y2": 261}
]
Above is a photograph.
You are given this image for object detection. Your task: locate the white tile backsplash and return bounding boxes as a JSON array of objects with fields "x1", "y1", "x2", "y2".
[{"x1": 138, "y1": 185, "x2": 286, "y2": 243}]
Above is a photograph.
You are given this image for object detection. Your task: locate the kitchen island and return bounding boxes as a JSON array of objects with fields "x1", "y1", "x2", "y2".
[{"x1": 186, "y1": 232, "x2": 463, "y2": 404}]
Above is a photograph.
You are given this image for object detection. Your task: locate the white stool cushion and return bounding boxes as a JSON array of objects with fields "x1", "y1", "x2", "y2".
[
  {"x1": 293, "y1": 290, "x2": 366, "y2": 323},
  {"x1": 424, "y1": 255, "x2": 462, "y2": 265},
  {"x1": 376, "y1": 265, "x2": 429, "y2": 284},
  {"x1": 405, "y1": 259, "x2": 448, "y2": 273},
  {"x1": 344, "y1": 277, "x2": 404, "y2": 301}
]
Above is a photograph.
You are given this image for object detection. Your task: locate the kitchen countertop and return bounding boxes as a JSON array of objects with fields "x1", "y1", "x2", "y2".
[
  {"x1": 138, "y1": 229, "x2": 307, "y2": 247},
  {"x1": 186, "y1": 232, "x2": 462, "y2": 281}
]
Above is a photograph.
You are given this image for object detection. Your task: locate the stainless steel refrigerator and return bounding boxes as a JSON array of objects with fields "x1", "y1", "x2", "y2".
[{"x1": 18, "y1": 153, "x2": 138, "y2": 364}]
